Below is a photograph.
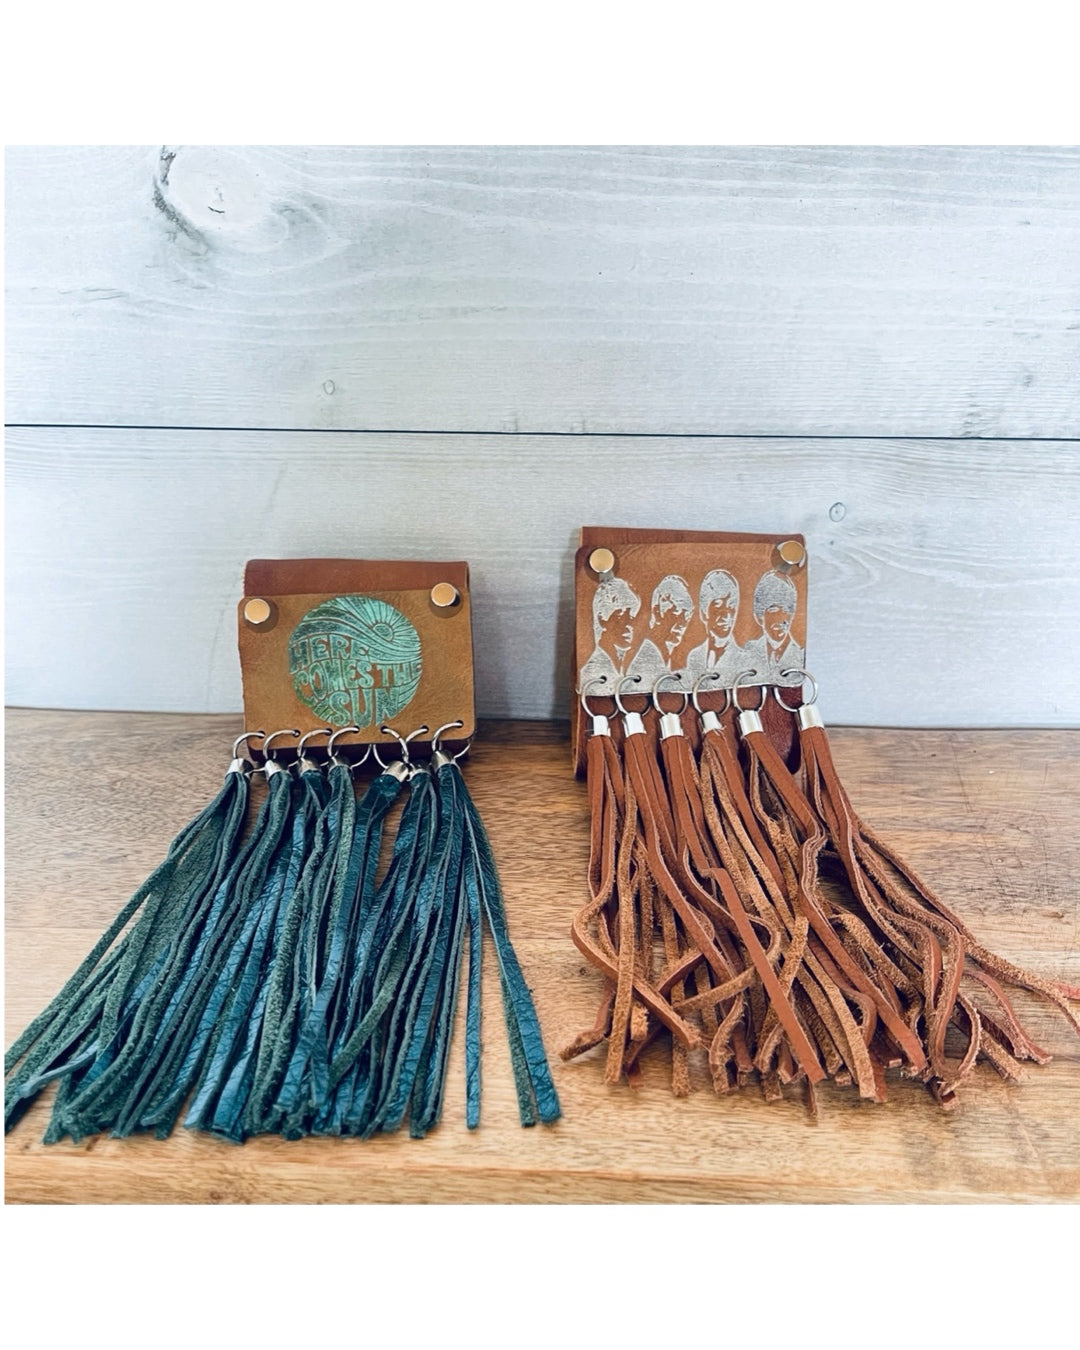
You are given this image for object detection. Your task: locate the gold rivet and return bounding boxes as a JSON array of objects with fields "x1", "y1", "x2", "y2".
[
  {"x1": 430, "y1": 582, "x2": 460, "y2": 609},
  {"x1": 243, "y1": 597, "x2": 273, "y2": 626},
  {"x1": 588, "y1": 547, "x2": 616, "y2": 578},
  {"x1": 776, "y1": 540, "x2": 807, "y2": 571}
]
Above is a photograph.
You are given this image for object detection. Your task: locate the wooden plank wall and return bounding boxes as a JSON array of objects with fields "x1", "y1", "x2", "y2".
[{"x1": 6, "y1": 146, "x2": 1080, "y2": 725}]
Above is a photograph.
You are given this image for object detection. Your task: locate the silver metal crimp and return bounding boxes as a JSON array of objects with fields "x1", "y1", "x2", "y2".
[
  {"x1": 623, "y1": 711, "x2": 646, "y2": 737},
  {"x1": 659, "y1": 712, "x2": 684, "y2": 740}
]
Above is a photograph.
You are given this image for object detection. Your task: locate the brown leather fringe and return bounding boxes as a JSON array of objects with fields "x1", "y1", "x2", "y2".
[
  {"x1": 795, "y1": 713, "x2": 1080, "y2": 1102},
  {"x1": 565, "y1": 691, "x2": 1080, "y2": 1114},
  {"x1": 567, "y1": 732, "x2": 698, "y2": 1054}
]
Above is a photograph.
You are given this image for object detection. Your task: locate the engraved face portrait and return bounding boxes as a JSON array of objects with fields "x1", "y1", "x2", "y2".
[
  {"x1": 288, "y1": 594, "x2": 422, "y2": 730},
  {"x1": 594, "y1": 577, "x2": 640, "y2": 665},
  {"x1": 699, "y1": 569, "x2": 740, "y2": 655},
  {"x1": 579, "y1": 576, "x2": 642, "y2": 688},
  {"x1": 681, "y1": 568, "x2": 753, "y2": 683},
  {"x1": 756, "y1": 571, "x2": 795, "y2": 644},
  {"x1": 623, "y1": 575, "x2": 693, "y2": 685},
  {"x1": 753, "y1": 571, "x2": 797, "y2": 644},
  {"x1": 649, "y1": 575, "x2": 693, "y2": 659},
  {"x1": 702, "y1": 571, "x2": 738, "y2": 649},
  {"x1": 744, "y1": 570, "x2": 803, "y2": 683}
]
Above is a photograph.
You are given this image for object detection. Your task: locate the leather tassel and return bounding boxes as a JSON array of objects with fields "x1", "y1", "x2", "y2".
[
  {"x1": 696, "y1": 708, "x2": 804, "y2": 1065},
  {"x1": 324, "y1": 728, "x2": 560, "y2": 1136},
  {"x1": 735, "y1": 693, "x2": 928, "y2": 1099},
  {"x1": 242, "y1": 739, "x2": 334, "y2": 1134},
  {"x1": 311, "y1": 764, "x2": 409, "y2": 1127},
  {"x1": 376, "y1": 752, "x2": 471, "y2": 1136},
  {"x1": 184, "y1": 735, "x2": 329, "y2": 1141},
  {"x1": 658, "y1": 710, "x2": 825, "y2": 1088},
  {"x1": 453, "y1": 752, "x2": 561, "y2": 1129},
  {"x1": 71, "y1": 735, "x2": 299, "y2": 1140},
  {"x1": 272, "y1": 735, "x2": 409, "y2": 1135},
  {"x1": 565, "y1": 694, "x2": 707, "y2": 1085},
  {"x1": 696, "y1": 696, "x2": 885, "y2": 1098},
  {"x1": 4, "y1": 733, "x2": 258, "y2": 1139},
  {"x1": 566, "y1": 709, "x2": 700, "y2": 1066},
  {"x1": 620, "y1": 698, "x2": 756, "y2": 1088},
  {"x1": 317, "y1": 758, "x2": 442, "y2": 1134},
  {"x1": 789, "y1": 690, "x2": 1080, "y2": 1104},
  {"x1": 564, "y1": 722, "x2": 621, "y2": 1059}
]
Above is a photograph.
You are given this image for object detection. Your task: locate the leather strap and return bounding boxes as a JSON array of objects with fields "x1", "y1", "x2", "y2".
[
  {"x1": 566, "y1": 734, "x2": 700, "y2": 1061},
  {"x1": 660, "y1": 733, "x2": 825, "y2": 1083},
  {"x1": 743, "y1": 721, "x2": 929, "y2": 1074},
  {"x1": 702, "y1": 720, "x2": 786, "y2": 890}
]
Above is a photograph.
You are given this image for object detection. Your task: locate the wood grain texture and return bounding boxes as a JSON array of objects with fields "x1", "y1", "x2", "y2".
[
  {"x1": 7, "y1": 145, "x2": 1080, "y2": 437},
  {"x1": 6, "y1": 710, "x2": 1080, "y2": 1204},
  {"x1": 6, "y1": 428, "x2": 1080, "y2": 725}
]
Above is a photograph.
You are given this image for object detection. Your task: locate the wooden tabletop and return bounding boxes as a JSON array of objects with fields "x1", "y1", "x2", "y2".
[{"x1": 6, "y1": 709, "x2": 1080, "y2": 1204}]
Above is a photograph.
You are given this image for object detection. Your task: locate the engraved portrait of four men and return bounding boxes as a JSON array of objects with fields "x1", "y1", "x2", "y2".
[{"x1": 580, "y1": 568, "x2": 805, "y2": 693}]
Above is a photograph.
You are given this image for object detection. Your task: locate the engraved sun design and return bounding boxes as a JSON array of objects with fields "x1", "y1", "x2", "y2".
[{"x1": 288, "y1": 595, "x2": 422, "y2": 730}]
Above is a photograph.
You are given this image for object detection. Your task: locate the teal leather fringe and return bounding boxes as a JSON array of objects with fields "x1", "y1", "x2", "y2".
[
  {"x1": 322, "y1": 758, "x2": 561, "y2": 1137},
  {"x1": 61, "y1": 767, "x2": 295, "y2": 1141},
  {"x1": 6, "y1": 745, "x2": 561, "y2": 1142},
  {"x1": 4, "y1": 766, "x2": 251, "y2": 1137},
  {"x1": 183, "y1": 766, "x2": 325, "y2": 1141},
  {"x1": 242, "y1": 762, "x2": 331, "y2": 1135},
  {"x1": 368, "y1": 759, "x2": 470, "y2": 1136},
  {"x1": 273, "y1": 763, "x2": 405, "y2": 1134},
  {"x1": 321, "y1": 765, "x2": 442, "y2": 1134},
  {"x1": 453, "y1": 761, "x2": 561, "y2": 1129}
]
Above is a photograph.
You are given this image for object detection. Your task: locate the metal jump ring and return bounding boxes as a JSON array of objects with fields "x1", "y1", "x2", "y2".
[
  {"x1": 262, "y1": 728, "x2": 300, "y2": 758},
  {"x1": 651, "y1": 671, "x2": 689, "y2": 715},
  {"x1": 430, "y1": 720, "x2": 465, "y2": 754},
  {"x1": 613, "y1": 674, "x2": 646, "y2": 716},
  {"x1": 731, "y1": 669, "x2": 766, "y2": 712},
  {"x1": 297, "y1": 726, "x2": 333, "y2": 756},
  {"x1": 579, "y1": 675, "x2": 612, "y2": 716},
  {"x1": 432, "y1": 720, "x2": 472, "y2": 764},
  {"x1": 773, "y1": 668, "x2": 819, "y2": 713},
  {"x1": 253, "y1": 728, "x2": 300, "y2": 776},
  {"x1": 326, "y1": 725, "x2": 362, "y2": 767},
  {"x1": 232, "y1": 730, "x2": 265, "y2": 760},
  {"x1": 372, "y1": 723, "x2": 429, "y2": 769},
  {"x1": 691, "y1": 671, "x2": 731, "y2": 717},
  {"x1": 326, "y1": 723, "x2": 361, "y2": 756}
]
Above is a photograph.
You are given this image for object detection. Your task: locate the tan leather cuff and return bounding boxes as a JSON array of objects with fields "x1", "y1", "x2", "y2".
[{"x1": 238, "y1": 558, "x2": 475, "y2": 749}]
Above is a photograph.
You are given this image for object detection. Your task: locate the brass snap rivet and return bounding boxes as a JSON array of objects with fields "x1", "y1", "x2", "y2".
[
  {"x1": 775, "y1": 540, "x2": 807, "y2": 571},
  {"x1": 588, "y1": 547, "x2": 616, "y2": 580},
  {"x1": 430, "y1": 582, "x2": 461, "y2": 609},
  {"x1": 243, "y1": 597, "x2": 277, "y2": 629}
]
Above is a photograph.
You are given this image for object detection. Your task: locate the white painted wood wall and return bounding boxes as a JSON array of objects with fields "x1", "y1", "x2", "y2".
[{"x1": 6, "y1": 146, "x2": 1080, "y2": 725}]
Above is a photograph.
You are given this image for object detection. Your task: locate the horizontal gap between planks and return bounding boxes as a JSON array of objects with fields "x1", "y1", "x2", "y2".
[{"x1": 7, "y1": 423, "x2": 1080, "y2": 442}]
